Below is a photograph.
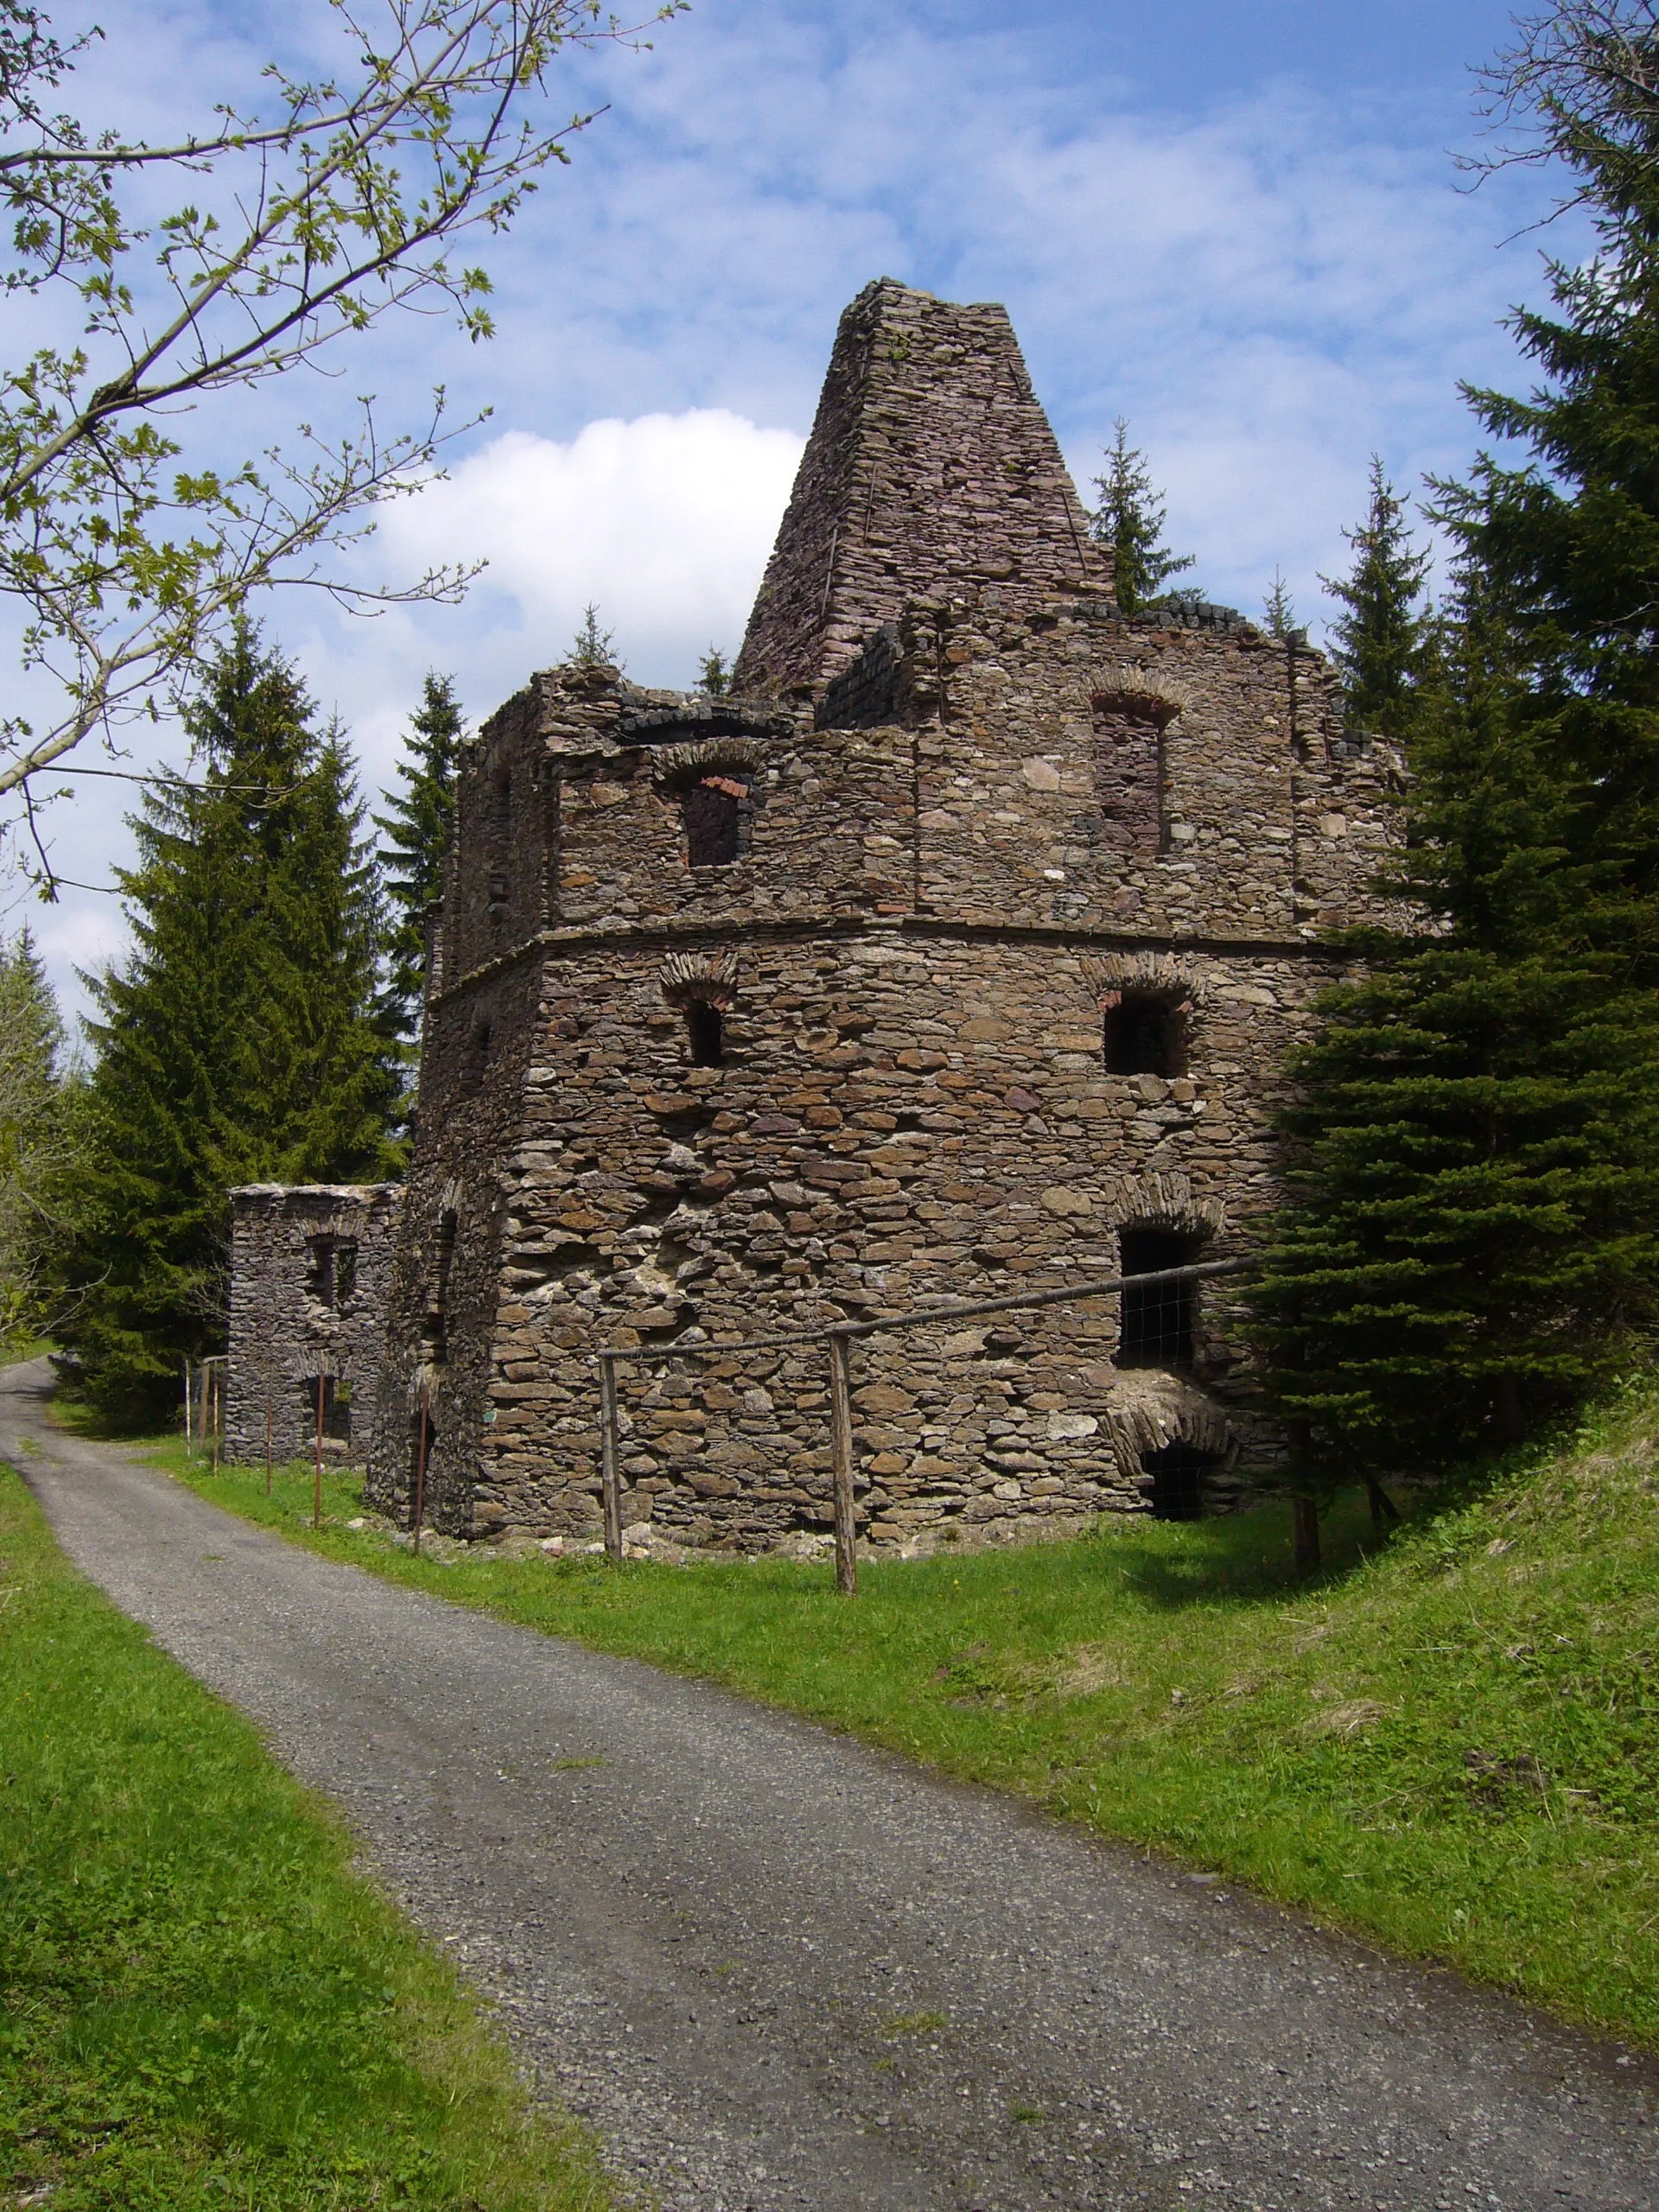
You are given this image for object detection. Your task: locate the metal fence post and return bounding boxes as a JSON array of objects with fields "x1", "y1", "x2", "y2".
[
  {"x1": 313, "y1": 1369, "x2": 326, "y2": 1530},
  {"x1": 828, "y1": 1329, "x2": 858, "y2": 1597},
  {"x1": 411, "y1": 1377, "x2": 429, "y2": 1557},
  {"x1": 600, "y1": 1354, "x2": 624, "y2": 1561}
]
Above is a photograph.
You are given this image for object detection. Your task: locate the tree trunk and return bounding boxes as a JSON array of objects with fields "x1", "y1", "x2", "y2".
[
  {"x1": 1292, "y1": 1495, "x2": 1321, "y2": 1577},
  {"x1": 1365, "y1": 1478, "x2": 1401, "y2": 1529}
]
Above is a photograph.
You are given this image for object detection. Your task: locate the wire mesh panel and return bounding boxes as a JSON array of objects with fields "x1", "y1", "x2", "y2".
[
  {"x1": 1117, "y1": 1229, "x2": 1198, "y2": 1365},
  {"x1": 1141, "y1": 1442, "x2": 1214, "y2": 1521}
]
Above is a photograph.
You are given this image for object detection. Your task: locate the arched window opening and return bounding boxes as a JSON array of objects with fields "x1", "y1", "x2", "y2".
[
  {"x1": 683, "y1": 776, "x2": 745, "y2": 867},
  {"x1": 1141, "y1": 1441, "x2": 1217, "y2": 1522},
  {"x1": 1093, "y1": 696, "x2": 1166, "y2": 855},
  {"x1": 1104, "y1": 989, "x2": 1186, "y2": 1077},
  {"x1": 685, "y1": 999, "x2": 724, "y2": 1067},
  {"x1": 1118, "y1": 1226, "x2": 1202, "y2": 1368},
  {"x1": 463, "y1": 1016, "x2": 493, "y2": 1093}
]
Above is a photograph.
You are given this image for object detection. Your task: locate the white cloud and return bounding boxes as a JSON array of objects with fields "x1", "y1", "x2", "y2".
[
  {"x1": 378, "y1": 411, "x2": 804, "y2": 689},
  {"x1": 285, "y1": 410, "x2": 804, "y2": 816}
]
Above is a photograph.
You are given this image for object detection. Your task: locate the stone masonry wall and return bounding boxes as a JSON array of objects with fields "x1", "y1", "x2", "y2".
[
  {"x1": 226, "y1": 1185, "x2": 401, "y2": 1465},
  {"x1": 365, "y1": 617, "x2": 1395, "y2": 1546},
  {"x1": 365, "y1": 278, "x2": 1403, "y2": 1550}
]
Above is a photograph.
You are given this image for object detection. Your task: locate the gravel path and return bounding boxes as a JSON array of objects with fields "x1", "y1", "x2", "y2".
[{"x1": 10, "y1": 1357, "x2": 1656, "y2": 2211}]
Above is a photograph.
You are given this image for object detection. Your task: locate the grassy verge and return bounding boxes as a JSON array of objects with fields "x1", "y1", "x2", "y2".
[
  {"x1": 0, "y1": 1464, "x2": 614, "y2": 2212},
  {"x1": 158, "y1": 1397, "x2": 1659, "y2": 2052}
]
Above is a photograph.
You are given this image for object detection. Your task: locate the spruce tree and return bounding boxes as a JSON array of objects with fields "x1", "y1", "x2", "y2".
[
  {"x1": 373, "y1": 673, "x2": 464, "y2": 1046},
  {"x1": 1262, "y1": 567, "x2": 1298, "y2": 639},
  {"x1": 1090, "y1": 419, "x2": 1195, "y2": 614},
  {"x1": 570, "y1": 603, "x2": 619, "y2": 668},
  {"x1": 1434, "y1": 32, "x2": 1659, "y2": 968},
  {"x1": 1320, "y1": 457, "x2": 1432, "y2": 741},
  {"x1": 0, "y1": 931, "x2": 78, "y2": 1346},
  {"x1": 60, "y1": 627, "x2": 400, "y2": 1423},
  {"x1": 1251, "y1": 575, "x2": 1659, "y2": 1490}
]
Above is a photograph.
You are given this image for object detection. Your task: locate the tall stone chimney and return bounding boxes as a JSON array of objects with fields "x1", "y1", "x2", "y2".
[{"x1": 733, "y1": 278, "x2": 1110, "y2": 698}]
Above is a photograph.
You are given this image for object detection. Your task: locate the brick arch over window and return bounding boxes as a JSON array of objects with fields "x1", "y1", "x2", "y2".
[
  {"x1": 1103, "y1": 1370, "x2": 1239, "y2": 1516},
  {"x1": 660, "y1": 950, "x2": 740, "y2": 1069}
]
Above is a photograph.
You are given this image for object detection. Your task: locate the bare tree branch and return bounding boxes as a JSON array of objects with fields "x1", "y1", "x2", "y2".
[{"x1": 0, "y1": 0, "x2": 684, "y2": 851}]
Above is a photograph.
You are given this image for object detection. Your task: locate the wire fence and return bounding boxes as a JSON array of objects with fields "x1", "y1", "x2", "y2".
[{"x1": 596, "y1": 1257, "x2": 1255, "y2": 1593}]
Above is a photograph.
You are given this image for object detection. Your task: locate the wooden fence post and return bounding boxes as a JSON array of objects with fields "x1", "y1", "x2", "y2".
[
  {"x1": 828, "y1": 1329, "x2": 858, "y2": 1597},
  {"x1": 264, "y1": 1397, "x2": 273, "y2": 1497},
  {"x1": 600, "y1": 1354, "x2": 624, "y2": 1561},
  {"x1": 199, "y1": 1360, "x2": 211, "y2": 1452},
  {"x1": 209, "y1": 1362, "x2": 220, "y2": 1476},
  {"x1": 183, "y1": 1362, "x2": 194, "y2": 1447},
  {"x1": 313, "y1": 1370, "x2": 326, "y2": 1530},
  {"x1": 411, "y1": 1378, "x2": 429, "y2": 1557}
]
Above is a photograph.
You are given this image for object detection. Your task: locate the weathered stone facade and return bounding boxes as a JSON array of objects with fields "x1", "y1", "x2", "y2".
[
  {"x1": 226, "y1": 1184, "x2": 402, "y2": 1465},
  {"x1": 363, "y1": 277, "x2": 1400, "y2": 1550}
]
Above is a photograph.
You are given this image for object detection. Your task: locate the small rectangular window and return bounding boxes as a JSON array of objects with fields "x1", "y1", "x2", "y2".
[
  {"x1": 683, "y1": 777, "x2": 744, "y2": 866},
  {"x1": 1118, "y1": 1228, "x2": 1199, "y2": 1366},
  {"x1": 1104, "y1": 990, "x2": 1185, "y2": 1077},
  {"x1": 1094, "y1": 703, "x2": 1164, "y2": 854},
  {"x1": 686, "y1": 1001, "x2": 724, "y2": 1066}
]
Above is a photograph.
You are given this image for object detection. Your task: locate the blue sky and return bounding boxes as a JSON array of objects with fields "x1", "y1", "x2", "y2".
[{"x1": 10, "y1": 0, "x2": 1580, "y2": 1008}]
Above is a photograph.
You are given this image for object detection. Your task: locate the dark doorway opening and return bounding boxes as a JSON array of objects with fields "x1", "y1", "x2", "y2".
[
  {"x1": 300, "y1": 1374, "x2": 352, "y2": 1444},
  {"x1": 685, "y1": 1000, "x2": 724, "y2": 1066},
  {"x1": 683, "y1": 778, "x2": 744, "y2": 867},
  {"x1": 410, "y1": 1401, "x2": 437, "y2": 1522},
  {"x1": 1141, "y1": 1441, "x2": 1216, "y2": 1521},
  {"x1": 1104, "y1": 990, "x2": 1185, "y2": 1077},
  {"x1": 1118, "y1": 1227, "x2": 1201, "y2": 1367}
]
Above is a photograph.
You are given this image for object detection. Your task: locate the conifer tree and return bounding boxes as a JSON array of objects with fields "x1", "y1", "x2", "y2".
[
  {"x1": 1435, "y1": 11, "x2": 1659, "y2": 964},
  {"x1": 1262, "y1": 567, "x2": 1298, "y2": 639},
  {"x1": 570, "y1": 603, "x2": 619, "y2": 668},
  {"x1": 373, "y1": 674, "x2": 464, "y2": 1046},
  {"x1": 1090, "y1": 419, "x2": 1195, "y2": 614},
  {"x1": 1250, "y1": 573, "x2": 1659, "y2": 1492},
  {"x1": 0, "y1": 931, "x2": 79, "y2": 1346},
  {"x1": 59, "y1": 627, "x2": 400, "y2": 1423},
  {"x1": 1320, "y1": 457, "x2": 1432, "y2": 741}
]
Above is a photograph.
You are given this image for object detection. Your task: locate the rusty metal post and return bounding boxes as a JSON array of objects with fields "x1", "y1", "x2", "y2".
[
  {"x1": 828, "y1": 1329, "x2": 858, "y2": 1596},
  {"x1": 411, "y1": 1378, "x2": 430, "y2": 1557},
  {"x1": 600, "y1": 1354, "x2": 624, "y2": 1561},
  {"x1": 313, "y1": 1370, "x2": 325, "y2": 1530}
]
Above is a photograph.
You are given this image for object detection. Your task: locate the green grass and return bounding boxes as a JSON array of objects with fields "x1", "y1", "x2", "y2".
[
  {"x1": 0, "y1": 1464, "x2": 615, "y2": 2212},
  {"x1": 161, "y1": 1393, "x2": 1659, "y2": 2051}
]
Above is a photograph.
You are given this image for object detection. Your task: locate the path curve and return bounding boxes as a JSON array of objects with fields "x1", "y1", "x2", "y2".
[{"x1": 9, "y1": 1358, "x2": 1656, "y2": 2210}]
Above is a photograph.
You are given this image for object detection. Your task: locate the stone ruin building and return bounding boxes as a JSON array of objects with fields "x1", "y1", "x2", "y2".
[
  {"x1": 340, "y1": 276, "x2": 1399, "y2": 1553},
  {"x1": 225, "y1": 1183, "x2": 401, "y2": 1466}
]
